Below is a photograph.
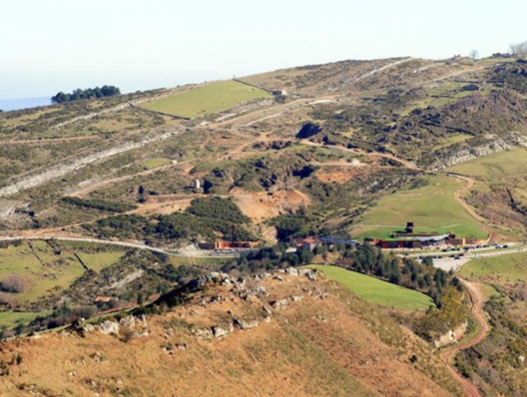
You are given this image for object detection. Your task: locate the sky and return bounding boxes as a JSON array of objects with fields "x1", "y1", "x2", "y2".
[{"x1": 1, "y1": 0, "x2": 527, "y2": 99}]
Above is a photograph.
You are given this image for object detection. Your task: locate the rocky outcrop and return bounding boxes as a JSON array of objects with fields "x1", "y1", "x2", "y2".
[
  {"x1": 0, "y1": 128, "x2": 181, "y2": 199},
  {"x1": 434, "y1": 321, "x2": 468, "y2": 348},
  {"x1": 429, "y1": 132, "x2": 527, "y2": 170},
  {"x1": 99, "y1": 320, "x2": 120, "y2": 336}
]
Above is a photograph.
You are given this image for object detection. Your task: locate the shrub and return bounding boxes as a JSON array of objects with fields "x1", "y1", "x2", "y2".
[
  {"x1": 0, "y1": 275, "x2": 30, "y2": 293},
  {"x1": 0, "y1": 292, "x2": 15, "y2": 307}
]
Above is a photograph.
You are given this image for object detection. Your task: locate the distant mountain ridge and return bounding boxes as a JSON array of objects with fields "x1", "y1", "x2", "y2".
[{"x1": 0, "y1": 97, "x2": 51, "y2": 111}]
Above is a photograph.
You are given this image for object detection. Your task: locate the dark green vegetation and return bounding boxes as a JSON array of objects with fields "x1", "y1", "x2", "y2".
[
  {"x1": 61, "y1": 197, "x2": 137, "y2": 213},
  {"x1": 83, "y1": 197, "x2": 257, "y2": 244},
  {"x1": 51, "y1": 85, "x2": 121, "y2": 103}
]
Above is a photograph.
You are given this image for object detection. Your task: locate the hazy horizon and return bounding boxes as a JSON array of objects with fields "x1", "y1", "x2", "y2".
[{"x1": 3, "y1": 0, "x2": 527, "y2": 99}]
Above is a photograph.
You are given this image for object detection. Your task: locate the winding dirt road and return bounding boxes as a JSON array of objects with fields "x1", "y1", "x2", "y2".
[
  {"x1": 450, "y1": 174, "x2": 487, "y2": 224},
  {"x1": 440, "y1": 279, "x2": 490, "y2": 397}
]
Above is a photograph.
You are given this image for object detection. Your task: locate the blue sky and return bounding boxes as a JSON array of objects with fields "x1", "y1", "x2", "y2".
[{"x1": 1, "y1": 0, "x2": 526, "y2": 98}]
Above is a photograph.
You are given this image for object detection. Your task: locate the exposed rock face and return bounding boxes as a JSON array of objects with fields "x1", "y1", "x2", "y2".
[
  {"x1": 286, "y1": 267, "x2": 299, "y2": 277},
  {"x1": 212, "y1": 326, "x2": 230, "y2": 339},
  {"x1": 429, "y1": 132, "x2": 527, "y2": 170},
  {"x1": 234, "y1": 318, "x2": 260, "y2": 330},
  {"x1": 0, "y1": 129, "x2": 181, "y2": 200},
  {"x1": 272, "y1": 299, "x2": 289, "y2": 310},
  {"x1": 434, "y1": 321, "x2": 468, "y2": 348},
  {"x1": 98, "y1": 321, "x2": 120, "y2": 336}
]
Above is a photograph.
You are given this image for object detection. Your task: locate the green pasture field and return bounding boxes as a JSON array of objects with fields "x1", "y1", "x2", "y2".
[
  {"x1": 459, "y1": 251, "x2": 527, "y2": 283},
  {"x1": 0, "y1": 241, "x2": 125, "y2": 303},
  {"x1": 0, "y1": 311, "x2": 52, "y2": 330},
  {"x1": 447, "y1": 148, "x2": 527, "y2": 181},
  {"x1": 141, "y1": 80, "x2": 271, "y2": 118},
  {"x1": 141, "y1": 157, "x2": 172, "y2": 170},
  {"x1": 351, "y1": 175, "x2": 487, "y2": 240},
  {"x1": 310, "y1": 265, "x2": 434, "y2": 310}
]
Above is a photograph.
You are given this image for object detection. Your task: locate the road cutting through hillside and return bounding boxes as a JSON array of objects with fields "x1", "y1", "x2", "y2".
[
  {"x1": 297, "y1": 140, "x2": 420, "y2": 170},
  {"x1": 440, "y1": 279, "x2": 489, "y2": 397}
]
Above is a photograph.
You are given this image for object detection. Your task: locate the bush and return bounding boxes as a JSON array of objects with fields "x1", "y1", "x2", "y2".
[
  {"x1": 0, "y1": 275, "x2": 30, "y2": 293},
  {"x1": 61, "y1": 197, "x2": 137, "y2": 213},
  {"x1": 0, "y1": 292, "x2": 15, "y2": 307}
]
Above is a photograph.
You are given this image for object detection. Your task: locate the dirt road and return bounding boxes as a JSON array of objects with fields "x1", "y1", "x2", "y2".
[
  {"x1": 299, "y1": 140, "x2": 420, "y2": 170},
  {"x1": 440, "y1": 279, "x2": 490, "y2": 397},
  {"x1": 450, "y1": 174, "x2": 487, "y2": 224}
]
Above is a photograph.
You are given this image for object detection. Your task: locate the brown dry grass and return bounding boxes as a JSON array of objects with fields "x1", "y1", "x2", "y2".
[{"x1": 0, "y1": 274, "x2": 461, "y2": 397}]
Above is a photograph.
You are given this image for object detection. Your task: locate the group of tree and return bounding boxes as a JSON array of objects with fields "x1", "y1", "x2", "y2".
[
  {"x1": 335, "y1": 245, "x2": 461, "y2": 308},
  {"x1": 83, "y1": 197, "x2": 257, "y2": 244},
  {"x1": 51, "y1": 85, "x2": 121, "y2": 104}
]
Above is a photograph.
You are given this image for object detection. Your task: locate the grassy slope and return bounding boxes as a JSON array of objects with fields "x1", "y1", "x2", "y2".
[
  {"x1": 459, "y1": 251, "x2": 527, "y2": 282},
  {"x1": 141, "y1": 80, "x2": 271, "y2": 118},
  {"x1": 0, "y1": 311, "x2": 52, "y2": 330},
  {"x1": 76, "y1": 251, "x2": 125, "y2": 272},
  {"x1": 311, "y1": 265, "x2": 434, "y2": 310},
  {"x1": 448, "y1": 148, "x2": 527, "y2": 180},
  {"x1": 352, "y1": 175, "x2": 486, "y2": 240},
  {"x1": 0, "y1": 242, "x2": 84, "y2": 302},
  {"x1": 140, "y1": 157, "x2": 171, "y2": 170},
  {"x1": 0, "y1": 242, "x2": 125, "y2": 303}
]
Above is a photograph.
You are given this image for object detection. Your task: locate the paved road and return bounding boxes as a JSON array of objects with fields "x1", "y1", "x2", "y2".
[{"x1": 428, "y1": 244, "x2": 525, "y2": 271}]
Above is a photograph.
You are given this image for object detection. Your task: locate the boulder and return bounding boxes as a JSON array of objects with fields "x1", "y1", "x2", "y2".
[
  {"x1": 119, "y1": 316, "x2": 136, "y2": 328},
  {"x1": 99, "y1": 321, "x2": 120, "y2": 336},
  {"x1": 192, "y1": 327, "x2": 213, "y2": 339},
  {"x1": 212, "y1": 326, "x2": 230, "y2": 339},
  {"x1": 305, "y1": 271, "x2": 317, "y2": 282},
  {"x1": 234, "y1": 318, "x2": 260, "y2": 330},
  {"x1": 271, "y1": 299, "x2": 289, "y2": 310},
  {"x1": 286, "y1": 267, "x2": 299, "y2": 277},
  {"x1": 176, "y1": 343, "x2": 188, "y2": 351},
  {"x1": 254, "y1": 285, "x2": 269, "y2": 297}
]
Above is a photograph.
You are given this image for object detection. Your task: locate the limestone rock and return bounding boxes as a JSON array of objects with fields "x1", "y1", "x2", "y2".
[
  {"x1": 271, "y1": 299, "x2": 288, "y2": 310},
  {"x1": 234, "y1": 318, "x2": 260, "y2": 330},
  {"x1": 212, "y1": 326, "x2": 230, "y2": 339},
  {"x1": 99, "y1": 321, "x2": 120, "y2": 335},
  {"x1": 286, "y1": 267, "x2": 299, "y2": 277}
]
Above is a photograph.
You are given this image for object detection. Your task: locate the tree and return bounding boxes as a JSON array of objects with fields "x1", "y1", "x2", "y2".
[
  {"x1": 510, "y1": 41, "x2": 527, "y2": 58},
  {"x1": 469, "y1": 50, "x2": 479, "y2": 60},
  {"x1": 50, "y1": 86, "x2": 121, "y2": 104},
  {"x1": 422, "y1": 256, "x2": 434, "y2": 267}
]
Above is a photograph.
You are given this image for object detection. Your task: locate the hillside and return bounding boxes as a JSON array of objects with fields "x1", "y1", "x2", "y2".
[
  {"x1": 1, "y1": 55, "x2": 526, "y2": 247},
  {"x1": 3, "y1": 53, "x2": 527, "y2": 396},
  {"x1": 0, "y1": 269, "x2": 462, "y2": 397}
]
